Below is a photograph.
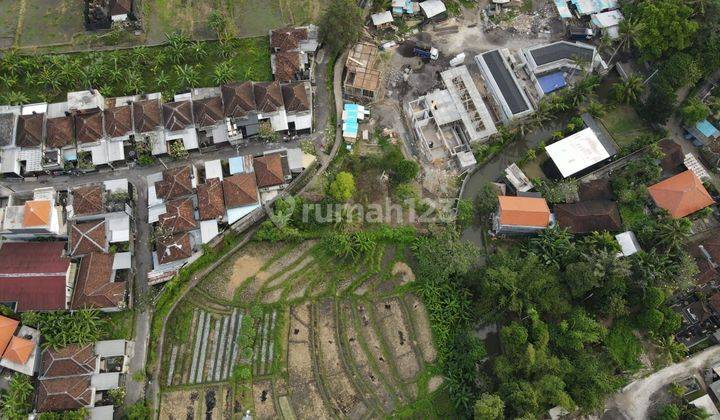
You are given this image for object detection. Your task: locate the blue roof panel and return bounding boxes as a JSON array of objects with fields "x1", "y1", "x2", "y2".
[
  {"x1": 538, "y1": 72, "x2": 567, "y2": 94},
  {"x1": 697, "y1": 120, "x2": 720, "y2": 138}
]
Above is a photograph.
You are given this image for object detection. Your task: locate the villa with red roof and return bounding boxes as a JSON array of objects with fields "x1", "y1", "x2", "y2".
[{"x1": 648, "y1": 170, "x2": 715, "y2": 219}]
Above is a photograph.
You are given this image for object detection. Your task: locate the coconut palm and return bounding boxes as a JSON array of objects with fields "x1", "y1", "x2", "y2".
[
  {"x1": 584, "y1": 100, "x2": 607, "y2": 118},
  {"x1": 618, "y1": 18, "x2": 644, "y2": 53},
  {"x1": 1, "y1": 91, "x2": 29, "y2": 105},
  {"x1": 656, "y1": 217, "x2": 692, "y2": 251},
  {"x1": 613, "y1": 74, "x2": 645, "y2": 105}
]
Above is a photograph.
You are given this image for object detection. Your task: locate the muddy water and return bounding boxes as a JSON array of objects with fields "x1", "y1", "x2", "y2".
[{"x1": 460, "y1": 124, "x2": 560, "y2": 246}]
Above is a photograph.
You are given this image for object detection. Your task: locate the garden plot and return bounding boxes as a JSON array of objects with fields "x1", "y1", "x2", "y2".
[
  {"x1": 160, "y1": 386, "x2": 234, "y2": 419},
  {"x1": 313, "y1": 299, "x2": 366, "y2": 418},
  {"x1": 403, "y1": 295, "x2": 437, "y2": 364},
  {"x1": 374, "y1": 299, "x2": 422, "y2": 382},
  {"x1": 253, "y1": 380, "x2": 277, "y2": 419},
  {"x1": 287, "y1": 304, "x2": 332, "y2": 419},
  {"x1": 338, "y1": 300, "x2": 398, "y2": 413},
  {"x1": 253, "y1": 309, "x2": 278, "y2": 376},
  {"x1": 166, "y1": 309, "x2": 244, "y2": 386}
]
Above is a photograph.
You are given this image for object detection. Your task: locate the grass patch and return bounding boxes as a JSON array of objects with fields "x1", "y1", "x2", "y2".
[
  {"x1": 619, "y1": 203, "x2": 651, "y2": 231},
  {"x1": 600, "y1": 106, "x2": 654, "y2": 150},
  {"x1": 100, "y1": 310, "x2": 135, "y2": 341},
  {"x1": 390, "y1": 386, "x2": 456, "y2": 419},
  {"x1": 605, "y1": 321, "x2": 643, "y2": 372}
]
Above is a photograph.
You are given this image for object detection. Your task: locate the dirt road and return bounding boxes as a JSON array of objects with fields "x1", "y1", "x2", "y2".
[{"x1": 604, "y1": 346, "x2": 720, "y2": 419}]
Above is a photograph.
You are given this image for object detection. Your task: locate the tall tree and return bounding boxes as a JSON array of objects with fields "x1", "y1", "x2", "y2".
[
  {"x1": 474, "y1": 393, "x2": 504, "y2": 420},
  {"x1": 626, "y1": 0, "x2": 699, "y2": 60},
  {"x1": 318, "y1": 0, "x2": 364, "y2": 55},
  {"x1": 613, "y1": 74, "x2": 645, "y2": 105}
]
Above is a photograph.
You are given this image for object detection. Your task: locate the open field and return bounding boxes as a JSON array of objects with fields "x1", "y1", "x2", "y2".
[
  {"x1": 159, "y1": 239, "x2": 443, "y2": 417},
  {"x1": 0, "y1": 0, "x2": 323, "y2": 50},
  {"x1": 601, "y1": 105, "x2": 654, "y2": 150}
]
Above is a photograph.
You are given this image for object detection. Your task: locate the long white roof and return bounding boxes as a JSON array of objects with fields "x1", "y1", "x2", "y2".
[{"x1": 545, "y1": 127, "x2": 610, "y2": 178}]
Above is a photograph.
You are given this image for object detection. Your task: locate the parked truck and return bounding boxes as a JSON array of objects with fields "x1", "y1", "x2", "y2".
[{"x1": 412, "y1": 42, "x2": 439, "y2": 60}]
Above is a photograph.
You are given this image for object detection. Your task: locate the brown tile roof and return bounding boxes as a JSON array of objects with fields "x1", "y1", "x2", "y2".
[
  {"x1": 555, "y1": 200, "x2": 622, "y2": 234},
  {"x1": 36, "y1": 375, "x2": 93, "y2": 413},
  {"x1": 157, "y1": 233, "x2": 193, "y2": 265},
  {"x1": 133, "y1": 99, "x2": 162, "y2": 133},
  {"x1": 687, "y1": 242, "x2": 718, "y2": 285},
  {"x1": 198, "y1": 178, "x2": 226, "y2": 220},
  {"x1": 159, "y1": 198, "x2": 198, "y2": 233},
  {"x1": 648, "y1": 170, "x2": 715, "y2": 219},
  {"x1": 221, "y1": 82, "x2": 256, "y2": 118},
  {"x1": 253, "y1": 154, "x2": 286, "y2": 188},
  {"x1": 223, "y1": 173, "x2": 258, "y2": 208},
  {"x1": 498, "y1": 196, "x2": 551, "y2": 227},
  {"x1": 659, "y1": 139, "x2": 685, "y2": 174},
  {"x1": 104, "y1": 105, "x2": 133, "y2": 138},
  {"x1": 0, "y1": 316, "x2": 19, "y2": 355},
  {"x1": 282, "y1": 82, "x2": 310, "y2": 112},
  {"x1": 254, "y1": 81, "x2": 284, "y2": 113},
  {"x1": 72, "y1": 184, "x2": 105, "y2": 216},
  {"x1": 16, "y1": 113, "x2": 44, "y2": 147},
  {"x1": 71, "y1": 252, "x2": 126, "y2": 310},
  {"x1": 163, "y1": 100, "x2": 193, "y2": 131},
  {"x1": 45, "y1": 116, "x2": 74, "y2": 149},
  {"x1": 193, "y1": 97, "x2": 224, "y2": 128},
  {"x1": 155, "y1": 165, "x2": 194, "y2": 200},
  {"x1": 70, "y1": 220, "x2": 108, "y2": 256},
  {"x1": 698, "y1": 231, "x2": 720, "y2": 263},
  {"x1": 110, "y1": 0, "x2": 132, "y2": 15},
  {"x1": 271, "y1": 27, "x2": 308, "y2": 51},
  {"x1": 3, "y1": 336, "x2": 35, "y2": 365},
  {"x1": 579, "y1": 178, "x2": 613, "y2": 201},
  {"x1": 40, "y1": 344, "x2": 96, "y2": 378},
  {"x1": 274, "y1": 52, "x2": 301, "y2": 82},
  {"x1": 74, "y1": 109, "x2": 104, "y2": 144}
]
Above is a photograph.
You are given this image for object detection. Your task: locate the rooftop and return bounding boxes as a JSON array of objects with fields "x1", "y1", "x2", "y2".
[
  {"x1": 158, "y1": 198, "x2": 198, "y2": 233},
  {"x1": 104, "y1": 105, "x2": 133, "y2": 138},
  {"x1": 221, "y1": 82, "x2": 256, "y2": 118},
  {"x1": 254, "y1": 81, "x2": 284, "y2": 113},
  {"x1": 527, "y1": 41, "x2": 595, "y2": 68},
  {"x1": 477, "y1": 50, "x2": 532, "y2": 116},
  {"x1": 498, "y1": 196, "x2": 551, "y2": 227},
  {"x1": 270, "y1": 27, "x2": 309, "y2": 52},
  {"x1": 555, "y1": 200, "x2": 622, "y2": 234},
  {"x1": 545, "y1": 127, "x2": 613, "y2": 178},
  {"x1": 223, "y1": 173, "x2": 259, "y2": 208},
  {"x1": 198, "y1": 178, "x2": 226, "y2": 220},
  {"x1": 71, "y1": 252, "x2": 126, "y2": 310},
  {"x1": 156, "y1": 232, "x2": 193, "y2": 265},
  {"x1": 254, "y1": 153, "x2": 287, "y2": 188},
  {"x1": 70, "y1": 219, "x2": 108, "y2": 256},
  {"x1": 16, "y1": 113, "x2": 44, "y2": 148},
  {"x1": 72, "y1": 184, "x2": 105, "y2": 216},
  {"x1": 163, "y1": 101, "x2": 194, "y2": 131},
  {"x1": 282, "y1": 82, "x2": 310, "y2": 113},
  {"x1": 274, "y1": 52, "x2": 301, "y2": 83},
  {"x1": 193, "y1": 97, "x2": 224, "y2": 128},
  {"x1": 156, "y1": 165, "x2": 194, "y2": 200},
  {"x1": 46, "y1": 116, "x2": 75, "y2": 149},
  {"x1": 74, "y1": 109, "x2": 104, "y2": 144},
  {"x1": 648, "y1": 170, "x2": 715, "y2": 219},
  {"x1": 22, "y1": 200, "x2": 52, "y2": 227},
  {"x1": 133, "y1": 99, "x2": 162, "y2": 133}
]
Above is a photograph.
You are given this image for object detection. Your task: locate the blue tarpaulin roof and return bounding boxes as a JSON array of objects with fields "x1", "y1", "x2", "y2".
[
  {"x1": 554, "y1": 0, "x2": 573, "y2": 18},
  {"x1": 697, "y1": 120, "x2": 720, "y2": 138},
  {"x1": 538, "y1": 72, "x2": 567, "y2": 94}
]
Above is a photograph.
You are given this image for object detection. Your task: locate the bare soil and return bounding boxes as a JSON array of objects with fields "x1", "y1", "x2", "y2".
[
  {"x1": 253, "y1": 380, "x2": 277, "y2": 420},
  {"x1": 375, "y1": 299, "x2": 421, "y2": 381},
  {"x1": 264, "y1": 255, "x2": 315, "y2": 289},
  {"x1": 238, "y1": 241, "x2": 317, "y2": 301},
  {"x1": 159, "y1": 389, "x2": 201, "y2": 419},
  {"x1": 428, "y1": 376, "x2": 444, "y2": 393},
  {"x1": 391, "y1": 262, "x2": 415, "y2": 284},
  {"x1": 404, "y1": 295, "x2": 437, "y2": 363}
]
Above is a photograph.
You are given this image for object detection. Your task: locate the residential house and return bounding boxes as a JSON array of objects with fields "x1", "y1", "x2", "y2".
[
  {"x1": 69, "y1": 219, "x2": 109, "y2": 257},
  {"x1": 545, "y1": 127, "x2": 618, "y2": 178},
  {"x1": 392, "y1": 0, "x2": 419, "y2": 15},
  {"x1": 0, "y1": 242, "x2": 73, "y2": 312},
  {"x1": 343, "y1": 43, "x2": 382, "y2": 103},
  {"x1": 158, "y1": 198, "x2": 198, "y2": 235},
  {"x1": 554, "y1": 200, "x2": 622, "y2": 234},
  {"x1": 419, "y1": 0, "x2": 446, "y2": 20},
  {"x1": 223, "y1": 173, "x2": 260, "y2": 225},
  {"x1": 254, "y1": 152, "x2": 291, "y2": 197},
  {"x1": 282, "y1": 82, "x2": 313, "y2": 134},
  {"x1": 35, "y1": 340, "x2": 131, "y2": 415},
  {"x1": 154, "y1": 165, "x2": 198, "y2": 202},
  {"x1": 109, "y1": 0, "x2": 133, "y2": 21},
  {"x1": 269, "y1": 25, "x2": 318, "y2": 85},
  {"x1": 191, "y1": 92, "x2": 228, "y2": 146},
  {"x1": 0, "y1": 187, "x2": 65, "y2": 239},
  {"x1": 371, "y1": 11, "x2": 394, "y2": 29},
  {"x1": 161, "y1": 98, "x2": 198, "y2": 156},
  {"x1": 686, "y1": 120, "x2": 720, "y2": 147},
  {"x1": 648, "y1": 170, "x2": 715, "y2": 219},
  {"x1": 0, "y1": 318, "x2": 40, "y2": 376},
  {"x1": 493, "y1": 196, "x2": 553, "y2": 235},
  {"x1": 69, "y1": 184, "x2": 105, "y2": 219},
  {"x1": 221, "y1": 81, "x2": 260, "y2": 140},
  {"x1": 70, "y1": 252, "x2": 128, "y2": 312},
  {"x1": 198, "y1": 178, "x2": 226, "y2": 244}
]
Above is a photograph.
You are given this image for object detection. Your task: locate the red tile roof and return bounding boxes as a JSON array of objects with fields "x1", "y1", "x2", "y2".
[
  {"x1": 282, "y1": 82, "x2": 310, "y2": 112},
  {"x1": 221, "y1": 82, "x2": 256, "y2": 118},
  {"x1": 159, "y1": 198, "x2": 198, "y2": 233},
  {"x1": 198, "y1": 178, "x2": 226, "y2": 220},
  {"x1": 36, "y1": 375, "x2": 93, "y2": 413},
  {"x1": 648, "y1": 170, "x2": 715, "y2": 218},
  {"x1": 74, "y1": 109, "x2": 104, "y2": 144},
  {"x1": 274, "y1": 52, "x2": 301, "y2": 82},
  {"x1": 0, "y1": 316, "x2": 19, "y2": 355},
  {"x1": 157, "y1": 233, "x2": 193, "y2": 265},
  {"x1": 193, "y1": 97, "x2": 224, "y2": 128},
  {"x1": 156, "y1": 165, "x2": 194, "y2": 200},
  {"x1": 71, "y1": 253, "x2": 126, "y2": 310},
  {"x1": 133, "y1": 99, "x2": 162, "y2": 133},
  {"x1": 16, "y1": 113, "x2": 44, "y2": 148},
  {"x1": 70, "y1": 220, "x2": 108, "y2": 256},
  {"x1": 223, "y1": 173, "x2": 258, "y2": 207},
  {"x1": 45, "y1": 116, "x2": 74, "y2": 149},
  {"x1": 270, "y1": 27, "x2": 308, "y2": 51},
  {"x1": 72, "y1": 184, "x2": 105, "y2": 216},
  {"x1": 104, "y1": 105, "x2": 133, "y2": 138},
  {"x1": 253, "y1": 153, "x2": 287, "y2": 188},
  {"x1": 4, "y1": 336, "x2": 35, "y2": 365},
  {"x1": 40, "y1": 344, "x2": 96, "y2": 378},
  {"x1": 0, "y1": 242, "x2": 70, "y2": 312},
  {"x1": 498, "y1": 196, "x2": 551, "y2": 227},
  {"x1": 163, "y1": 101, "x2": 193, "y2": 131}
]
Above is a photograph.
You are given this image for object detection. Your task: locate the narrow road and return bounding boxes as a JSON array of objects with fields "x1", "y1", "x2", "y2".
[{"x1": 604, "y1": 345, "x2": 720, "y2": 419}]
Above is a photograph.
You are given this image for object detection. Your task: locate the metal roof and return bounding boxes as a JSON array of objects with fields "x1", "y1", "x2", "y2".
[
  {"x1": 478, "y1": 50, "x2": 531, "y2": 115},
  {"x1": 545, "y1": 127, "x2": 611, "y2": 178}
]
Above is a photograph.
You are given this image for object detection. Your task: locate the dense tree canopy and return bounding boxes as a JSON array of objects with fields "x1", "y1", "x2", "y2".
[
  {"x1": 624, "y1": 0, "x2": 699, "y2": 60},
  {"x1": 319, "y1": 0, "x2": 364, "y2": 55}
]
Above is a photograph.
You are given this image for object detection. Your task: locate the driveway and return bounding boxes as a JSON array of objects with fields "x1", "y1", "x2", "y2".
[{"x1": 604, "y1": 345, "x2": 720, "y2": 419}]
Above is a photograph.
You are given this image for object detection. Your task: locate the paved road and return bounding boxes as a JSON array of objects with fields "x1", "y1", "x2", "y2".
[{"x1": 604, "y1": 345, "x2": 720, "y2": 419}]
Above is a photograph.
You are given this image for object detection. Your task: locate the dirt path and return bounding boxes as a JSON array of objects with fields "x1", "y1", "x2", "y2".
[{"x1": 605, "y1": 346, "x2": 720, "y2": 419}]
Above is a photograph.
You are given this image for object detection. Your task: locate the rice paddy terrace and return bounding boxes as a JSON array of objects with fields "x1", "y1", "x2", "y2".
[{"x1": 158, "y1": 240, "x2": 441, "y2": 419}]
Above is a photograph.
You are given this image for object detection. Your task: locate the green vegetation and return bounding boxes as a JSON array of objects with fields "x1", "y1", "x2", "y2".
[
  {"x1": 328, "y1": 171, "x2": 356, "y2": 202},
  {"x1": 38, "y1": 409, "x2": 89, "y2": 419},
  {"x1": 21, "y1": 310, "x2": 106, "y2": 350},
  {"x1": 318, "y1": 0, "x2": 363, "y2": 55},
  {"x1": 0, "y1": 374, "x2": 33, "y2": 419},
  {"x1": 0, "y1": 34, "x2": 271, "y2": 105},
  {"x1": 100, "y1": 310, "x2": 135, "y2": 341}
]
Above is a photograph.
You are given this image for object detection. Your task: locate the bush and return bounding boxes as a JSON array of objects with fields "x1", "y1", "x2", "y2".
[
  {"x1": 604, "y1": 321, "x2": 643, "y2": 372},
  {"x1": 328, "y1": 171, "x2": 356, "y2": 202}
]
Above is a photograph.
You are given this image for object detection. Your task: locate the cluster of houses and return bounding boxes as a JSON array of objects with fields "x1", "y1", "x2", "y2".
[
  {"x1": 0, "y1": 181, "x2": 134, "y2": 417},
  {"x1": 0, "y1": 25, "x2": 318, "y2": 179},
  {"x1": 370, "y1": 0, "x2": 448, "y2": 29},
  {"x1": 145, "y1": 148, "x2": 314, "y2": 284},
  {"x1": 554, "y1": 0, "x2": 624, "y2": 40}
]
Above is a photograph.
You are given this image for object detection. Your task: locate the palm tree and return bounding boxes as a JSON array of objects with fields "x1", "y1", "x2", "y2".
[
  {"x1": 585, "y1": 100, "x2": 607, "y2": 118},
  {"x1": 212, "y1": 61, "x2": 234, "y2": 85},
  {"x1": 618, "y1": 18, "x2": 643, "y2": 53},
  {"x1": 1, "y1": 91, "x2": 29, "y2": 105},
  {"x1": 174, "y1": 64, "x2": 200, "y2": 89},
  {"x1": 656, "y1": 217, "x2": 692, "y2": 251},
  {"x1": 612, "y1": 74, "x2": 644, "y2": 105}
]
